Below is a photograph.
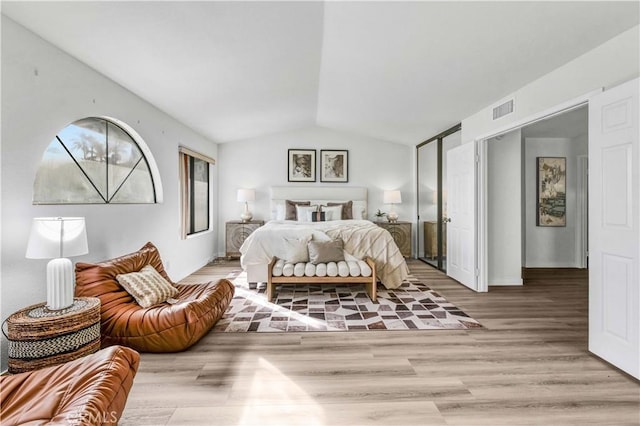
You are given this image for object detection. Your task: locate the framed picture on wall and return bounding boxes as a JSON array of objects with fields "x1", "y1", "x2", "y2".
[
  {"x1": 320, "y1": 150, "x2": 348, "y2": 182},
  {"x1": 537, "y1": 157, "x2": 566, "y2": 227},
  {"x1": 288, "y1": 149, "x2": 316, "y2": 182}
]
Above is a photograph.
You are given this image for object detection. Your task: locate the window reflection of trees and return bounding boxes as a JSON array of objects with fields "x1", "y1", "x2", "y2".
[{"x1": 33, "y1": 117, "x2": 156, "y2": 204}]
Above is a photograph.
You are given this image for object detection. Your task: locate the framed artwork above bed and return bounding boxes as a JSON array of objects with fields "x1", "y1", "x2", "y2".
[
  {"x1": 288, "y1": 149, "x2": 316, "y2": 182},
  {"x1": 320, "y1": 150, "x2": 348, "y2": 182}
]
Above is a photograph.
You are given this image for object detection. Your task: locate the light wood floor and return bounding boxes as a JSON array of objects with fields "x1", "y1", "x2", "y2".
[{"x1": 120, "y1": 259, "x2": 640, "y2": 426}]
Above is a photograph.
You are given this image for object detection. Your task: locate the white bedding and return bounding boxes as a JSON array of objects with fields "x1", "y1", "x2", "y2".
[{"x1": 240, "y1": 219, "x2": 409, "y2": 289}]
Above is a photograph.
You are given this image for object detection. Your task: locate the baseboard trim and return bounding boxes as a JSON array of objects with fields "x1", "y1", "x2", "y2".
[
  {"x1": 489, "y1": 277, "x2": 523, "y2": 286},
  {"x1": 524, "y1": 261, "x2": 581, "y2": 268}
]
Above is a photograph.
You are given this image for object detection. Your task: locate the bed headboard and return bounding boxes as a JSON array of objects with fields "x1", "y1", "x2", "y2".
[{"x1": 270, "y1": 186, "x2": 368, "y2": 220}]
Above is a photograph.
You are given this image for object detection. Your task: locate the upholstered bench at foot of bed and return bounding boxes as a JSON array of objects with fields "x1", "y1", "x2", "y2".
[{"x1": 266, "y1": 257, "x2": 377, "y2": 302}]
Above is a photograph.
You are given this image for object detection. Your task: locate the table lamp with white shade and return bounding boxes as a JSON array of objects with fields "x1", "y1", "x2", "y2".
[
  {"x1": 26, "y1": 217, "x2": 88, "y2": 310},
  {"x1": 383, "y1": 190, "x2": 402, "y2": 223},
  {"x1": 237, "y1": 189, "x2": 255, "y2": 222}
]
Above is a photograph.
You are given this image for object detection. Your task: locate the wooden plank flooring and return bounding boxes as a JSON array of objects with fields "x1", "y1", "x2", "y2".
[{"x1": 120, "y1": 259, "x2": 639, "y2": 425}]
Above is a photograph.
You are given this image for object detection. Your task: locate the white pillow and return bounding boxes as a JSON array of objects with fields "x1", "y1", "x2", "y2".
[
  {"x1": 282, "y1": 236, "x2": 311, "y2": 263},
  {"x1": 352, "y1": 203, "x2": 366, "y2": 220},
  {"x1": 296, "y1": 205, "x2": 318, "y2": 222},
  {"x1": 274, "y1": 204, "x2": 286, "y2": 221},
  {"x1": 321, "y1": 205, "x2": 343, "y2": 221}
]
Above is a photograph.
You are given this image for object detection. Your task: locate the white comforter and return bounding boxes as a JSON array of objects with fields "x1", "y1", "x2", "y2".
[{"x1": 240, "y1": 220, "x2": 409, "y2": 289}]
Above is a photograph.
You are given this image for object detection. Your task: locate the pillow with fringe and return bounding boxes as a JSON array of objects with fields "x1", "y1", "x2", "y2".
[{"x1": 116, "y1": 265, "x2": 178, "y2": 308}]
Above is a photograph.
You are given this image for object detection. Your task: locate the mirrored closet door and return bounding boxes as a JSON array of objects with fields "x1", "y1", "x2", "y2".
[{"x1": 417, "y1": 124, "x2": 461, "y2": 271}]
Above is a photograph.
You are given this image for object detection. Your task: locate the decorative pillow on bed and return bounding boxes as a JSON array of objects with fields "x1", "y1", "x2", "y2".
[
  {"x1": 296, "y1": 205, "x2": 318, "y2": 222},
  {"x1": 327, "y1": 201, "x2": 353, "y2": 219},
  {"x1": 310, "y1": 211, "x2": 326, "y2": 222},
  {"x1": 116, "y1": 265, "x2": 178, "y2": 308},
  {"x1": 283, "y1": 236, "x2": 312, "y2": 263},
  {"x1": 321, "y1": 205, "x2": 343, "y2": 221},
  {"x1": 285, "y1": 200, "x2": 311, "y2": 220},
  {"x1": 308, "y1": 239, "x2": 345, "y2": 264}
]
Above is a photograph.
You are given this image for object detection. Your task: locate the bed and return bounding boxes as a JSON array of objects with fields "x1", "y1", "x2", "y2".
[{"x1": 240, "y1": 186, "x2": 409, "y2": 289}]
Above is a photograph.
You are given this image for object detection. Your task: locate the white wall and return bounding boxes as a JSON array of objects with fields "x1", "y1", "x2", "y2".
[
  {"x1": 1, "y1": 18, "x2": 219, "y2": 367},
  {"x1": 461, "y1": 25, "x2": 639, "y2": 143},
  {"x1": 487, "y1": 130, "x2": 522, "y2": 285},
  {"x1": 217, "y1": 126, "x2": 413, "y2": 256},
  {"x1": 524, "y1": 135, "x2": 588, "y2": 267}
]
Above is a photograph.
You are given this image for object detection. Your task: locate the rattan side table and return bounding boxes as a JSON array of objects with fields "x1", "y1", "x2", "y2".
[{"x1": 4, "y1": 297, "x2": 101, "y2": 373}]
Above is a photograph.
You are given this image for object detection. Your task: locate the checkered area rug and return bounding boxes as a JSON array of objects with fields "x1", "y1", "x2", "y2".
[{"x1": 213, "y1": 272, "x2": 482, "y2": 332}]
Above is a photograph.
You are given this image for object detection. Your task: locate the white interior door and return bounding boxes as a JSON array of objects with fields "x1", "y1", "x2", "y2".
[
  {"x1": 446, "y1": 142, "x2": 478, "y2": 290},
  {"x1": 588, "y1": 77, "x2": 639, "y2": 379}
]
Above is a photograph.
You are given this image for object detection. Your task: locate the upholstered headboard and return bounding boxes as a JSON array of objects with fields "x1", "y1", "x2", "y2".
[{"x1": 270, "y1": 186, "x2": 368, "y2": 220}]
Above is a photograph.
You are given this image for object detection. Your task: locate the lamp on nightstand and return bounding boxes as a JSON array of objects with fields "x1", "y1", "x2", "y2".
[
  {"x1": 237, "y1": 189, "x2": 255, "y2": 222},
  {"x1": 383, "y1": 190, "x2": 402, "y2": 223},
  {"x1": 26, "y1": 217, "x2": 89, "y2": 310}
]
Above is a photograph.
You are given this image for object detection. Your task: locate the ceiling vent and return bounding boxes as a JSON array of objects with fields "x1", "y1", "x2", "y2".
[{"x1": 493, "y1": 99, "x2": 514, "y2": 120}]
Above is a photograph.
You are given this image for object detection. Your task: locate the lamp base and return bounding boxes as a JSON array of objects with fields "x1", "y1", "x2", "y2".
[
  {"x1": 240, "y1": 203, "x2": 253, "y2": 222},
  {"x1": 387, "y1": 211, "x2": 399, "y2": 223},
  {"x1": 46, "y1": 258, "x2": 74, "y2": 310}
]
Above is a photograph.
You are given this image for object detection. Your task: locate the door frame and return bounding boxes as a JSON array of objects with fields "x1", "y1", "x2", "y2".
[
  {"x1": 473, "y1": 89, "x2": 601, "y2": 292},
  {"x1": 576, "y1": 155, "x2": 589, "y2": 268}
]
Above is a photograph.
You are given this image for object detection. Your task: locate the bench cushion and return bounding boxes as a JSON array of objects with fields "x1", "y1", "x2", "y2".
[{"x1": 272, "y1": 259, "x2": 372, "y2": 278}]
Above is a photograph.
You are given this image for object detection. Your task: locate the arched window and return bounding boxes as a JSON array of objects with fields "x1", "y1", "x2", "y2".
[{"x1": 34, "y1": 117, "x2": 162, "y2": 204}]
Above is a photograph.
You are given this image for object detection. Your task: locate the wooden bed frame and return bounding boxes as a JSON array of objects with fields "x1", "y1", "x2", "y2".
[{"x1": 266, "y1": 256, "x2": 377, "y2": 302}]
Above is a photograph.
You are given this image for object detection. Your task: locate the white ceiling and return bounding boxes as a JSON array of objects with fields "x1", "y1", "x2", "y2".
[{"x1": 2, "y1": 1, "x2": 638, "y2": 145}]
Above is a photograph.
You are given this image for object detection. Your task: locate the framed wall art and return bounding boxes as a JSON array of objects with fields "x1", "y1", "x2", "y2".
[
  {"x1": 288, "y1": 149, "x2": 316, "y2": 182},
  {"x1": 320, "y1": 150, "x2": 348, "y2": 183},
  {"x1": 537, "y1": 157, "x2": 566, "y2": 227}
]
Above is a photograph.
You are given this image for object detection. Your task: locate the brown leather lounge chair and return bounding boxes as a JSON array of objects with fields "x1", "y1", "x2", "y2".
[
  {"x1": 0, "y1": 345, "x2": 139, "y2": 426},
  {"x1": 75, "y1": 242, "x2": 234, "y2": 352}
]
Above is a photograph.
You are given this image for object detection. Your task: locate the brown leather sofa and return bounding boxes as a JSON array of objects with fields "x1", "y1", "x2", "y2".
[
  {"x1": 75, "y1": 242, "x2": 234, "y2": 352},
  {"x1": 0, "y1": 345, "x2": 139, "y2": 426}
]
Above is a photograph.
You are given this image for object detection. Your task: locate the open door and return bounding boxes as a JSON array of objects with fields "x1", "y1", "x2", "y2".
[
  {"x1": 588, "y1": 78, "x2": 639, "y2": 379},
  {"x1": 446, "y1": 142, "x2": 478, "y2": 291}
]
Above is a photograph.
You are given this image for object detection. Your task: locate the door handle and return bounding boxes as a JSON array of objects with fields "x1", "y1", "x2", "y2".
[{"x1": 443, "y1": 217, "x2": 452, "y2": 223}]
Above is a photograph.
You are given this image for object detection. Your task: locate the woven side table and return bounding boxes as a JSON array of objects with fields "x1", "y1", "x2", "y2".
[{"x1": 5, "y1": 297, "x2": 101, "y2": 373}]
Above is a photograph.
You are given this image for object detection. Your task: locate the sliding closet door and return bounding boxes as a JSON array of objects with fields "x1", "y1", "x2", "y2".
[
  {"x1": 417, "y1": 141, "x2": 440, "y2": 268},
  {"x1": 417, "y1": 124, "x2": 461, "y2": 272}
]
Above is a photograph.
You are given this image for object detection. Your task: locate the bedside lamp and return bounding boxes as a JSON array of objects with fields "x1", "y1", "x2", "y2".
[
  {"x1": 26, "y1": 217, "x2": 88, "y2": 310},
  {"x1": 237, "y1": 189, "x2": 255, "y2": 222},
  {"x1": 383, "y1": 190, "x2": 402, "y2": 223}
]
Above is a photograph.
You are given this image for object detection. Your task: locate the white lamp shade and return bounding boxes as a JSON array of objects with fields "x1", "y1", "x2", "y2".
[
  {"x1": 26, "y1": 217, "x2": 88, "y2": 259},
  {"x1": 237, "y1": 189, "x2": 255, "y2": 203},
  {"x1": 383, "y1": 190, "x2": 402, "y2": 204}
]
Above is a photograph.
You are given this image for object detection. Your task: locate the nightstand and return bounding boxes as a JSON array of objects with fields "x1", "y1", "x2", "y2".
[
  {"x1": 226, "y1": 220, "x2": 264, "y2": 259},
  {"x1": 377, "y1": 221, "x2": 412, "y2": 257},
  {"x1": 424, "y1": 221, "x2": 446, "y2": 260},
  {"x1": 5, "y1": 297, "x2": 101, "y2": 373}
]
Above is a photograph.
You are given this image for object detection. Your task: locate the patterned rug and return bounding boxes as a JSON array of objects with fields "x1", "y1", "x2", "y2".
[{"x1": 213, "y1": 271, "x2": 482, "y2": 332}]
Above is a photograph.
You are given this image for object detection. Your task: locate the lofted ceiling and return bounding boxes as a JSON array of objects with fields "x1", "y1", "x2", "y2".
[{"x1": 2, "y1": 1, "x2": 638, "y2": 146}]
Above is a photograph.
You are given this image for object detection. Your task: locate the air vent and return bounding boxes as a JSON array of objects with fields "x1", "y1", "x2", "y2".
[{"x1": 493, "y1": 99, "x2": 514, "y2": 120}]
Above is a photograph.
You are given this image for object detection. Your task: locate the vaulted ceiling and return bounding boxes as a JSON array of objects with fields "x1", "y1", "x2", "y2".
[{"x1": 2, "y1": 1, "x2": 638, "y2": 145}]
